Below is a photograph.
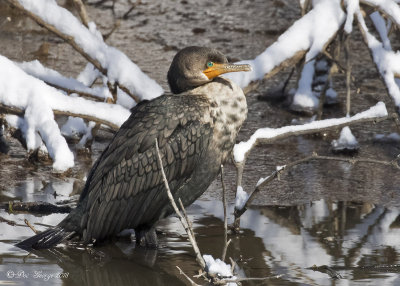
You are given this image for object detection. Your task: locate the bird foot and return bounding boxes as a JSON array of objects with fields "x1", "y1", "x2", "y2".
[{"x1": 135, "y1": 226, "x2": 158, "y2": 248}]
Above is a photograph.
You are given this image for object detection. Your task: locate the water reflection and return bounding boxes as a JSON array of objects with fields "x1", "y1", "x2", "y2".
[{"x1": 1, "y1": 180, "x2": 400, "y2": 285}]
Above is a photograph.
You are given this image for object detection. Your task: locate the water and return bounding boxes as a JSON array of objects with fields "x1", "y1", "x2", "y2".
[
  {"x1": 1, "y1": 0, "x2": 400, "y2": 285},
  {"x1": 1, "y1": 179, "x2": 400, "y2": 285}
]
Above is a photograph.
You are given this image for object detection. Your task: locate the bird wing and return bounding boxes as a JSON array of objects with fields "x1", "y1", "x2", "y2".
[{"x1": 76, "y1": 94, "x2": 213, "y2": 241}]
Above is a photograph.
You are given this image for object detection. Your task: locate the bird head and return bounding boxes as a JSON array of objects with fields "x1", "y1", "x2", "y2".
[{"x1": 167, "y1": 46, "x2": 251, "y2": 94}]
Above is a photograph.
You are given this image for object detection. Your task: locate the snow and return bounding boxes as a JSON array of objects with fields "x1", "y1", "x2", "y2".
[
  {"x1": 225, "y1": 0, "x2": 345, "y2": 88},
  {"x1": 363, "y1": 0, "x2": 400, "y2": 27},
  {"x1": 292, "y1": 60, "x2": 319, "y2": 110},
  {"x1": 331, "y1": 126, "x2": 359, "y2": 151},
  {"x1": 344, "y1": 0, "x2": 359, "y2": 33},
  {"x1": 18, "y1": 60, "x2": 112, "y2": 101},
  {"x1": 235, "y1": 186, "x2": 249, "y2": 211},
  {"x1": 0, "y1": 55, "x2": 131, "y2": 171},
  {"x1": 203, "y1": 254, "x2": 233, "y2": 277},
  {"x1": 233, "y1": 102, "x2": 388, "y2": 163},
  {"x1": 374, "y1": 132, "x2": 400, "y2": 142},
  {"x1": 17, "y1": 0, "x2": 163, "y2": 101},
  {"x1": 61, "y1": 117, "x2": 89, "y2": 138},
  {"x1": 357, "y1": 10, "x2": 400, "y2": 107},
  {"x1": 370, "y1": 12, "x2": 391, "y2": 50},
  {"x1": 77, "y1": 63, "x2": 101, "y2": 87}
]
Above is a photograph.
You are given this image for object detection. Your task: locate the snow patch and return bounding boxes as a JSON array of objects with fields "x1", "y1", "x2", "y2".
[
  {"x1": 374, "y1": 132, "x2": 400, "y2": 142},
  {"x1": 203, "y1": 254, "x2": 233, "y2": 277},
  {"x1": 331, "y1": 126, "x2": 359, "y2": 151},
  {"x1": 235, "y1": 186, "x2": 249, "y2": 211}
]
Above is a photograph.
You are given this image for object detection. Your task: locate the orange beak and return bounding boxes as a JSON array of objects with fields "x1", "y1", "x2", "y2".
[{"x1": 203, "y1": 63, "x2": 251, "y2": 80}]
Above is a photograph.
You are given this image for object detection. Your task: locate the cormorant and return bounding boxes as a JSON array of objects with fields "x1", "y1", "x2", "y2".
[{"x1": 16, "y1": 46, "x2": 251, "y2": 249}]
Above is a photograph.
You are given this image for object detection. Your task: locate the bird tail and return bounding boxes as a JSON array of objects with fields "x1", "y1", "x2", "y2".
[{"x1": 15, "y1": 227, "x2": 74, "y2": 250}]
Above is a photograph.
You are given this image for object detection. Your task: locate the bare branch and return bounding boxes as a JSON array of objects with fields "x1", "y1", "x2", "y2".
[
  {"x1": 24, "y1": 219, "x2": 38, "y2": 234},
  {"x1": 220, "y1": 165, "x2": 229, "y2": 262},
  {"x1": 176, "y1": 266, "x2": 201, "y2": 286},
  {"x1": 344, "y1": 34, "x2": 352, "y2": 117},
  {"x1": 72, "y1": 0, "x2": 90, "y2": 28}
]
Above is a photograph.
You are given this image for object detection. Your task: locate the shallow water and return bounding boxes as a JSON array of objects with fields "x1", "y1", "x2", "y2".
[
  {"x1": 1, "y1": 0, "x2": 400, "y2": 285},
  {"x1": 1, "y1": 180, "x2": 400, "y2": 285}
]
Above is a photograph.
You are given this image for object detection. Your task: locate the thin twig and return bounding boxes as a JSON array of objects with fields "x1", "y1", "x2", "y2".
[
  {"x1": 103, "y1": 20, "x2": 121, "y2": 41},
  {"x1": 24, "y1": 219, "x2": 38, "y2": 234},
  {"x1": 281, "y1": 67, "x2": 295, "y2": 95},
  {"x1": 344, "y1": 34, "x2": 352, "y2": 117},
  {"x1": 155, "y1": 138, "x2": 206, "y2": 270},
  {"x1": 122, "y1": 0, "x2": 142, "y2": 19},
  {"x1": 222, "y1": 274, "x2": 283, "y2": 283},
  {"x1": 178, "y1": 198, "x2": 195, "y2": 239},
  {"x1": 176, "y1": 266, "x2": 201, "y2": 286},
  {"x1": 72, "y1": 0, "x2": 90, "y2": 28},
  {"x1": 220, "y1": 165, "x2": 229, "y2": 261}
]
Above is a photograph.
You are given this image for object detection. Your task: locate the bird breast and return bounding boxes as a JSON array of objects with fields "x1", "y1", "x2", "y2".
[{"x1": 190, "y1": 77, "x2": 247, "y2": 162}]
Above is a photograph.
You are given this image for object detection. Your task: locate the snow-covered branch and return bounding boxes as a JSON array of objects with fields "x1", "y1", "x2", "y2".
[
  {"x1": 234, "y1": 102, "x2": 388, "y2": 163},
  {"x1": 0, "y1": 55, "x2": 131, "y2": 171},
  {"x1": 226, "y1": 0, "x2": 345, "y2": 94},
  {"x1": 356, "y1": 8, "x2": 400, "y2": 110},
  {"x1": 18, "y1": 60, "x2": 111, "y2": 102},
  {"x1": 5, "y1": 0, "x2": 163, "y2": 103},
  {"x1": 361, "y1": 0, "x2": 400, "y2": 28}
]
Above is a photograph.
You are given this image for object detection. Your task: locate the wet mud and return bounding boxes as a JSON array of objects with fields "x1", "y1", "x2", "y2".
[{"x1": 1, "y1": 0, "x2": 400, "y2": 285}]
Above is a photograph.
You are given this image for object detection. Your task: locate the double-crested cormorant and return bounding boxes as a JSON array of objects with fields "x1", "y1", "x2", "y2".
[{"x1": 16, "y1": 46, "x2": 251, "y2": 249}]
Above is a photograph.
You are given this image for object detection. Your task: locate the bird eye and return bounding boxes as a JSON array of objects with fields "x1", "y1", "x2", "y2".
[{"x1": 207, "y1": 62, "x2": 214, "y2": 67}]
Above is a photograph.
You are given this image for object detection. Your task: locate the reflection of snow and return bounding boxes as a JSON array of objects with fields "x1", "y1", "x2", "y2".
[
  {"x1": 191, "y1": 199, "x2": 400, "y2": 285},
  {"x1": 3, "y1": 178, "x2": 75, "y2": 204}
]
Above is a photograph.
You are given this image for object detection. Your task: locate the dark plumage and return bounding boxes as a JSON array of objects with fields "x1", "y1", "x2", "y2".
[{"x1": 16, "y1": 46, "x2": 251, "y2": 250}]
